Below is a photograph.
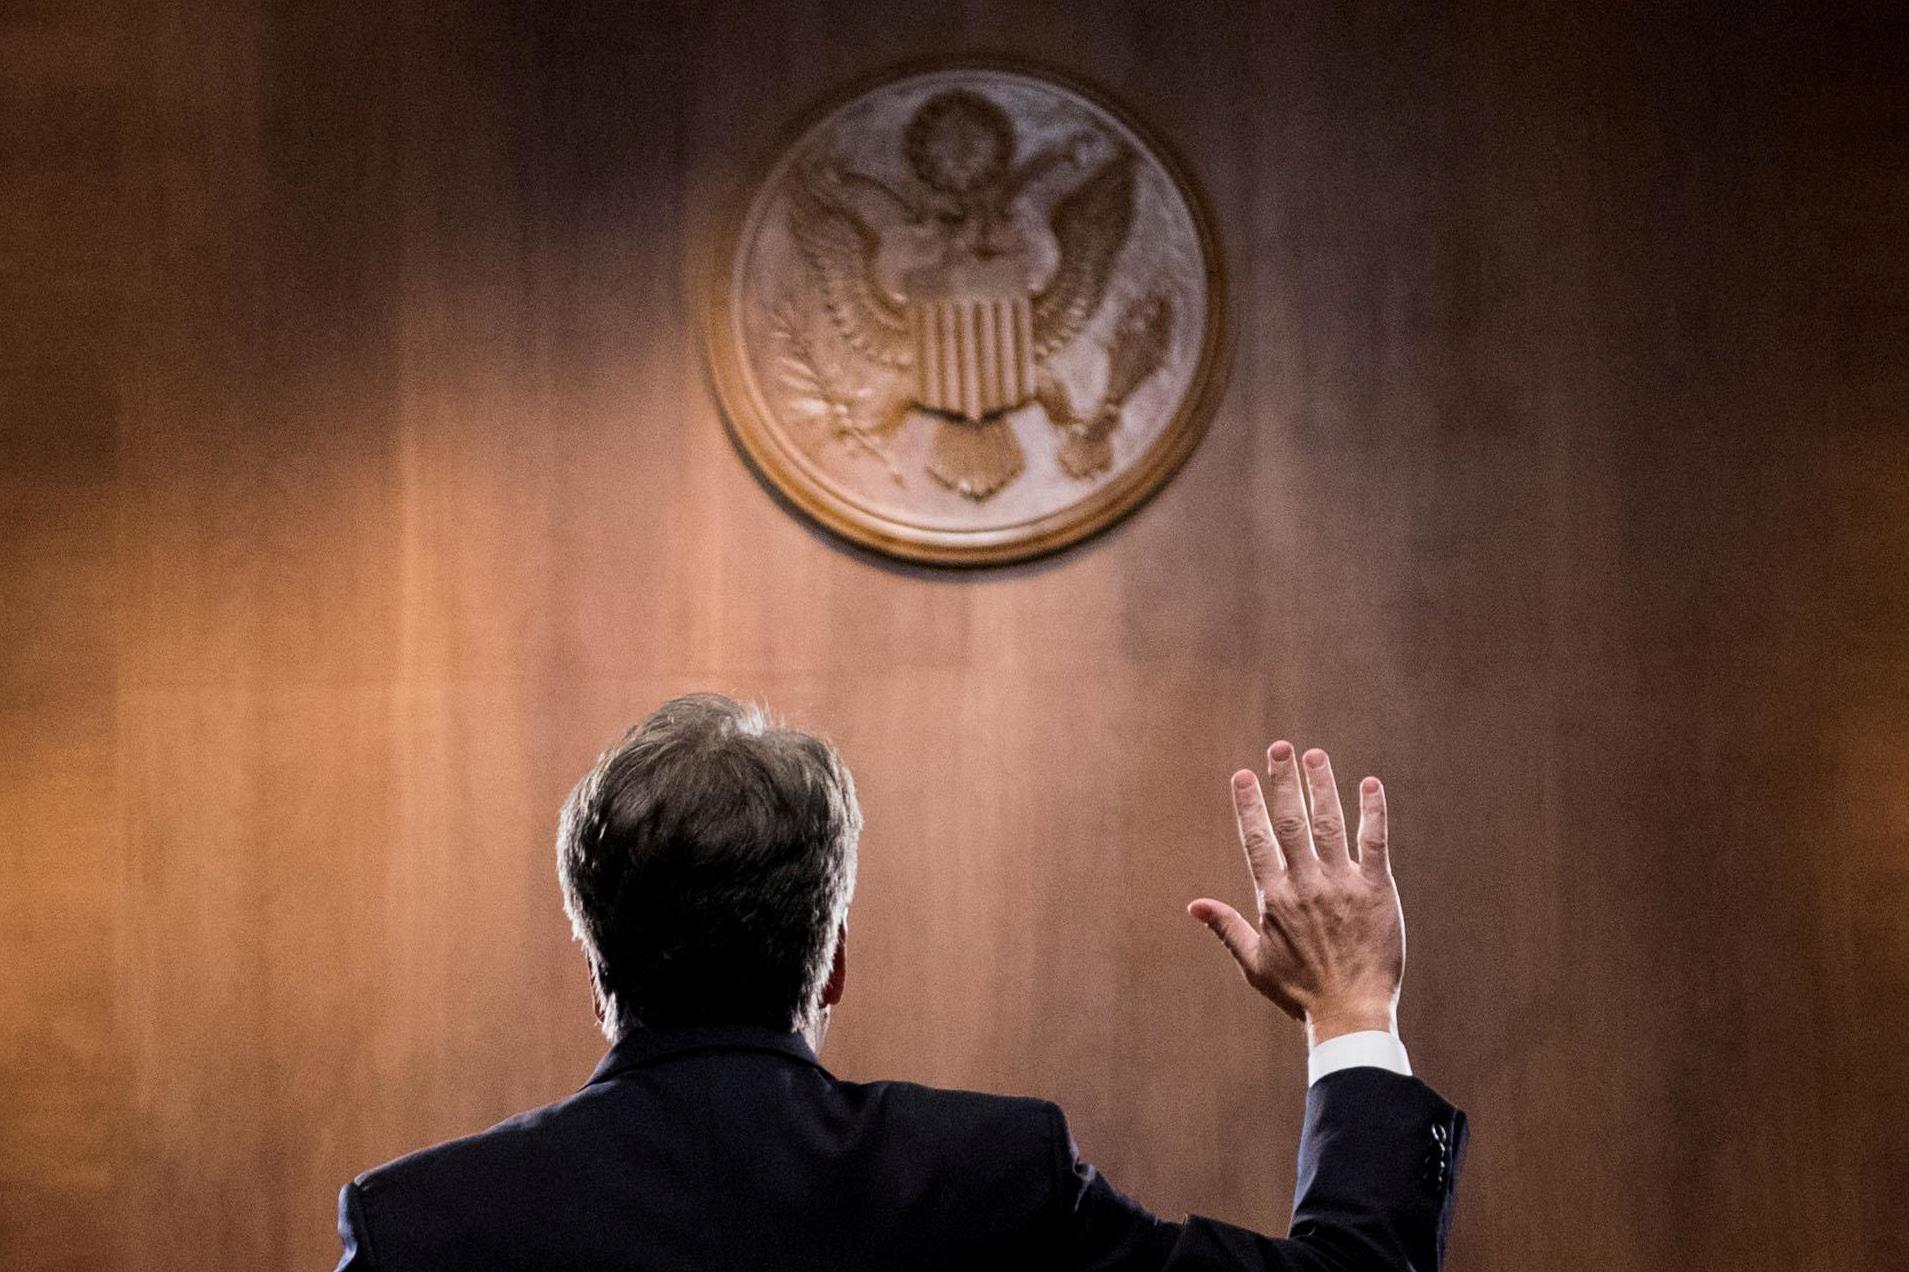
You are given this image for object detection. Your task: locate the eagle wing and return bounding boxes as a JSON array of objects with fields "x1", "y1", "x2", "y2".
[
  {"x1": 1031, "y1": 146, "x2": 1137, "y2": 360},
  {"x1": 784, "y1": 162, "x2": 913, "y2": 370}
]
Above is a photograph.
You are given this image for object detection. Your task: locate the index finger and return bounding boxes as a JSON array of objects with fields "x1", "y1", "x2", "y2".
[{"x1": 1231, "y1": 769, "x2": 1284, "y2": 892}]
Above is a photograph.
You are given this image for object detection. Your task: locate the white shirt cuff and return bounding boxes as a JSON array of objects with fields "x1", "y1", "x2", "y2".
[{"x1": 1307, "y1": 1030, "x2": 1412, "y2": 1085}]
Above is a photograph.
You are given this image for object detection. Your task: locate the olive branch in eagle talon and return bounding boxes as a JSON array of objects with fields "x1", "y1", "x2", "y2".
[
  {"x1": 779, "y1": 89, "x2": 1170, "y2": 501},
  {"x1": 769, "y1": 297, "x2": 905, "y2": 484}
]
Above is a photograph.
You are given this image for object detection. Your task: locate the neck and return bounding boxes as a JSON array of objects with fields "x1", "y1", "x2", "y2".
[{"x1": 800, "y1": 1005, "x2": 831, "y2": 1055}]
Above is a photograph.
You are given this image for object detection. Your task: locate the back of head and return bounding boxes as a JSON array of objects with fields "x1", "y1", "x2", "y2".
[{"x1": 556, "y1": 693, "x2": 861, "y2": 1039}]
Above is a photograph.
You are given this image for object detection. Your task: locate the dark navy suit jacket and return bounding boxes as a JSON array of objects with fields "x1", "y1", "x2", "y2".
[{"x1": 337, "y1": 1025, "x2": 1466, "y2": 1270}]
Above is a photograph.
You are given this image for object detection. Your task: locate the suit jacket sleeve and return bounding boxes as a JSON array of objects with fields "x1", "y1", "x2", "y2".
[
  {"x1": 1047, "y1": 1068, "x2": 1468, "y2": 1271},
  {"x1": 334, "y1": 1180, "x2": 379, "y2": 1272}
]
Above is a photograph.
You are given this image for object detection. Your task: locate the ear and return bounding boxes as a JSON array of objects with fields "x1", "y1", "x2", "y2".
[{"x1": 821, "y1": 922, "x2": 848, "y2": 1008}]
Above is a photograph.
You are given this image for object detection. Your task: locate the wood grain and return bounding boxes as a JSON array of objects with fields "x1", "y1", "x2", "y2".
[{"x1": 3, "y1": 2, "x2": 1904, "y2": 1268}]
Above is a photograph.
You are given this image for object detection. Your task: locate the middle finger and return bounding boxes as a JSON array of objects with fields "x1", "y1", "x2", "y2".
[{"x1": 1265, "y1": 740, "x2": 1318, "y2": 873}]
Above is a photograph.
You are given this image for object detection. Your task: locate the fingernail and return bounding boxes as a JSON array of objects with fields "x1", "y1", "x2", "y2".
[
  {"x1": 1232, "y1": 771, "x2": 1256, "y2": 791},
  {"x1": 1361, "y1": 776, "x2": 1380, "y2": 795},
  {"x1": 1269, "y1": 741, "x2": 1293, "y2": 762},
  {"x1": 1304, "y1": 747, "x2": 1327, "y2": 769}
]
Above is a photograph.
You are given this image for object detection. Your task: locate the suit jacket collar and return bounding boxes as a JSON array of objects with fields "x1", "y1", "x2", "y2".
[{"x1": 586, "y1": 1023, "x2": 825, "y2": 1087}]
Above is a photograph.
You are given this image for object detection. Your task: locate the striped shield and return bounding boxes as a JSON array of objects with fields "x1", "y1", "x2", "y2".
[{"x1": 909, "y1": 296, "x2": 1037, "y2": 421}]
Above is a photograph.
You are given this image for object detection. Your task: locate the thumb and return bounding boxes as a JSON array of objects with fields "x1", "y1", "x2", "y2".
[{"x1": 1187, "y1": 899, "x2": 1259, "y2": 970}]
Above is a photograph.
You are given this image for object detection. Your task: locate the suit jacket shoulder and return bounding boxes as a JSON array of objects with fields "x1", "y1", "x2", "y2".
[{"x1": 339, "y1": 1034, "x2": 1071, "y2": 1272}]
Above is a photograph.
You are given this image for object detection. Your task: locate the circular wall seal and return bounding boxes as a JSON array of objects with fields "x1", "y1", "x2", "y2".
[{"x1": 705, "y1": 61, "x2": 1227, "y2": 565}]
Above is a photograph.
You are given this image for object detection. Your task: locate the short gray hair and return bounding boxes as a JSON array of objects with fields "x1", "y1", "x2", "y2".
[{"x1": 557, "y1": 694, "x2": 860, "y2": 1040}]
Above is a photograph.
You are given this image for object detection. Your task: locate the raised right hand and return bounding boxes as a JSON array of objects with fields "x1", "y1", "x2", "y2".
[{"x1": 1188, "y1": 741, "x2": 1406, "y2": 1046}]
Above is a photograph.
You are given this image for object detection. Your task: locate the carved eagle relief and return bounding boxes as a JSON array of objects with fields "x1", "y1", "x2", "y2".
[
  {"x1": 711, "y1": 65, "x2": 1221, "y2": 565},
  {"x1": 781, "y1": 89, "x2": 1166, "y2": 500}
]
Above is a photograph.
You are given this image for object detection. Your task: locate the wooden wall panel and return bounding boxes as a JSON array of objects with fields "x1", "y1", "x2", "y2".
[
  {"x1": 3, "y1": 1, "x2": 1904, "y2": 1268},
  {"x1": 1, "y1": 5, "x2": 125, "y2": 1268}
]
